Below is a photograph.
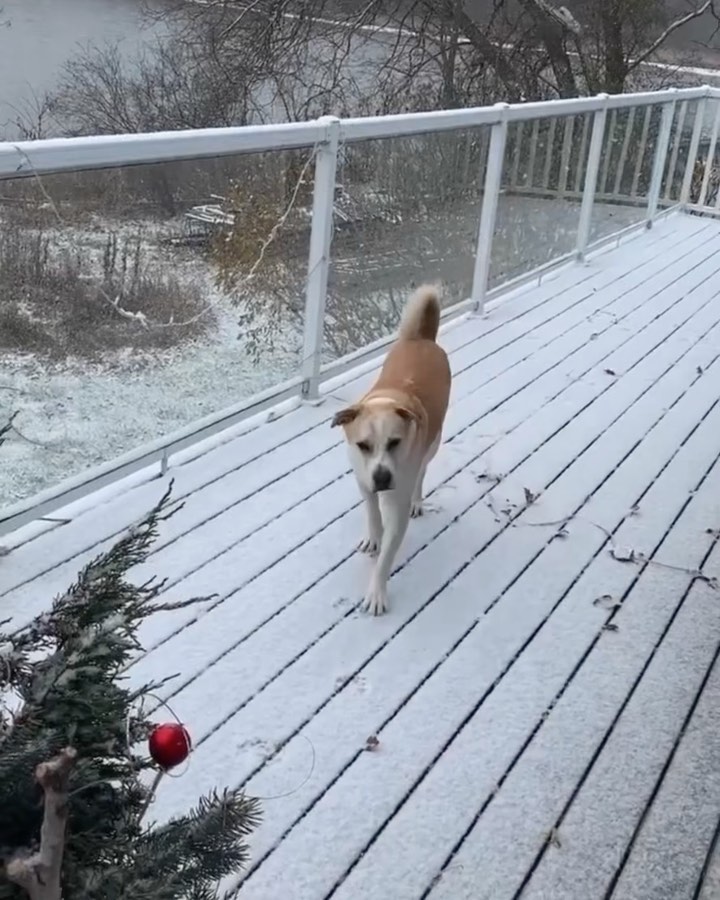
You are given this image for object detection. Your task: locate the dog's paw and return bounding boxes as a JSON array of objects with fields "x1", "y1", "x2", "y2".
[
  {"x1": 411, "y1": 500, "x2": 439, "y2": 517},
  {"x1": 361, "y1": 582, "x2": 388, "y2": 616},
  {"x1": 358, "y1": 535, "x2": 381, "y2": 556}
]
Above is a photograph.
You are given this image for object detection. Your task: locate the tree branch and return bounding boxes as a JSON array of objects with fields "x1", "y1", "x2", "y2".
[
  {"x1": 5, "y1": 747, "x2": 77, "y2": 900},
  {"x1": 628, "y1": 0, "x2": 713, "y2": 73}
]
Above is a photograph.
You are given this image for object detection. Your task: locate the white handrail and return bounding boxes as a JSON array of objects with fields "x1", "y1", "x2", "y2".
[{"x1": 0, "y1": 86, "x2": 712, "y2": 179}]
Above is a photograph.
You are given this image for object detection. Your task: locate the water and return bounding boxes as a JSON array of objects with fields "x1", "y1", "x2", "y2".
[{"x1": 0, "y1": 0, "x2": 158, "y2": 137}]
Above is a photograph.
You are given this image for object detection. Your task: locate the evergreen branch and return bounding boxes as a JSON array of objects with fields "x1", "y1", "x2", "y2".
[
  {"x1": 1, "y1": 482, "x2": 261, "y2": 897},
  {"x1": 5, "y1": 747, "x2": 77, "y2": 900}
]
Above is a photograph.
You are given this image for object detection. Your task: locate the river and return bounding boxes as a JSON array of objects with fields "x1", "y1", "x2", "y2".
[{"x1": 0, "y1": 0, "x2": 163, "y2": 137}]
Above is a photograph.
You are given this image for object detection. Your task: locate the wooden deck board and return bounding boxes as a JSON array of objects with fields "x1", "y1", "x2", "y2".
[{"x1": 2, "y1": 211, "x2": 720, "y2": 900}]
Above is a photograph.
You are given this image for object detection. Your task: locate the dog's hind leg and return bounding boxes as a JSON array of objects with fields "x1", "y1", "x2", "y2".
[
  {"x1": 411, "y1": 433, "x2": 440, "y2": 518},
  {"x1": 362, "y1": 489, "x2": 412, "y2": 615},
  {"x1": 358, "y1": 488, "x2": 383, "y2": 556}
]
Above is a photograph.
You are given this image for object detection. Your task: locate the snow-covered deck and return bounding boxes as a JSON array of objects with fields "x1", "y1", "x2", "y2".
[{"x1": 3, "y1": 210, "x2": 720, "y2": 899}]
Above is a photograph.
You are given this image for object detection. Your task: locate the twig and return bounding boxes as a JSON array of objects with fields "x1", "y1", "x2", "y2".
[
  {"x1": 139, "y1": 770, "x2": 165, "y2": 822},
  {"x1": 9, "y1": 422, "x2": 54, "y2": 450},
  {"x1": 0, "y1": 411, "x2": 18, "y2": 446},
  {"x1": 629, "y1": 552, "x2": 719, "y2": 587},
  {"x1": 5, "y1": 746, "x2": 77, "y2": 900},
  {"x1": 521, "y1": 511, "x2": 719, "y2": 585},
  {"x1": 628, "y1": 1, "x2": 713, "y2": 73}
]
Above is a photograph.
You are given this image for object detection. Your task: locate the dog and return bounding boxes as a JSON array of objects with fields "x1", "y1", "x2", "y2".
[{"x1": 331, "y1": 285, "x2": 451, "y2": 615}]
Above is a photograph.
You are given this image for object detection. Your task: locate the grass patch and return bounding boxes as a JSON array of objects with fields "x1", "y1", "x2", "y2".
[{"x1": 0, "y1": 226, "x2": 212, "y2": 360}]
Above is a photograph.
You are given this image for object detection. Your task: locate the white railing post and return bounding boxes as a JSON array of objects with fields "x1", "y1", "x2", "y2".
[
  {"x1": 699, "y1": 100, "x2": 720, "y2": 207},
  {"x1": 576, "y1": 94, "x2": 609, "y2": 260},
  {"x1": 680, "y1": 94, "x2": 708, "y2": 206},
  {"x1": 300, "y1": 115, "x2": 341, "y2": 401},
  {"x1": 646, "y1": 94, "x2": 677, "y2": 227},
  {"x1": 471, "y1": 103, "x2": 509, "y2": 313}
]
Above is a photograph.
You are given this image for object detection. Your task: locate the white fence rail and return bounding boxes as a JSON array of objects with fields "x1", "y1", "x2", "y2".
[{"x1": 2, "y1": 84, "x2": 719, "y2": 535}]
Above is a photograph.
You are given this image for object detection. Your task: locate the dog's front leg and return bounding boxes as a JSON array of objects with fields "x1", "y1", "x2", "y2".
[
  {"x1": 362, "y1": 489, "x2": 412, "y2": 616},
  {"x1": 411, "y1": 433, "x2": 440, "y2": 518},
  {"x1": 358, "y1": 488, "x2": 383, "y2": 556}
]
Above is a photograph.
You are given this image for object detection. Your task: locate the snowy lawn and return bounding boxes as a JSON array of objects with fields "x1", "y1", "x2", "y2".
[{"x1": 0, "y1": 196, "x2": 641, "y2": 506}]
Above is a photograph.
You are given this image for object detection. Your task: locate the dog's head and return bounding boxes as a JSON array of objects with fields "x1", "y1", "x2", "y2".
[{"x1": 331, "y1": 398, "x2": 421, "y2": 493}]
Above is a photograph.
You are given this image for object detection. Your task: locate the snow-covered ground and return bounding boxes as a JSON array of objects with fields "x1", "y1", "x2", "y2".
[
  {"x1": 0, "y1": 196, "x2": 641, "y2": 507},
  {"x1": 0, "y1": 215, "x2": 302, "y2": 503},
  {"x1": 0, "y1": 308, "x2": 299, "y2": 504}
]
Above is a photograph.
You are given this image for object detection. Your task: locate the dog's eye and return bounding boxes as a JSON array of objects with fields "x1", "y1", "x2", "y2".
[
  {"x1": 356, "y1": 441, "x2": 371, "y2": 453},
  {"x1": 386, "y1": 438, "x2": 401, "y2": 451}
]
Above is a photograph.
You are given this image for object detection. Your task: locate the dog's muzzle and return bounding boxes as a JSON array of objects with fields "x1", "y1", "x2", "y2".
[{"x1": 372, "y1": 466, "x2": 393, "y2": 492}]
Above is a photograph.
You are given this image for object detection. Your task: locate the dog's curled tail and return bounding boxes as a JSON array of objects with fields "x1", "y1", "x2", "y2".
[{"x1": 397, "y1": 284, "x2": 441, "y2": 342}]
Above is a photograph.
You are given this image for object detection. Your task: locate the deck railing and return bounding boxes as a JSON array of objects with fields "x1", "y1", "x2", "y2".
[{"x1": 2, "y1": 84, "x2": 720, "y2": 534}]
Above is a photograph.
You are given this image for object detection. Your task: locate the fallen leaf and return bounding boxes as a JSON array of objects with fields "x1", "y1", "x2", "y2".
[
  {"x1": 523, "y1": 487, "x2": 538, "y2": 505},
  {"x1": 610, "y1": 546, "x2": 636, "y2": 563},
  {"x1": 593, "y1": 593, "x2": 620, "y2": 610},
  {"x1": 603, "y1": 622, "x2": 619, "y2": 633},
  {"x1": 551, "y1": 528, "x2": 569, "y2": 540},
  {"x1": 547, "y1": 828, "x2": 562, "y2": 848},
  {"x1": 364, "y1": 735, "x2": 380, "y2": 751},
  {"x1": 697, "y1": 365, "x2": 704, "y2": 375},
  {"x1": 590, "y1": 332, "x2": 599, "y2": 341},
  {"x1": 604, "y1": 368, "x2": 617, "y2": 376},
  {"x1": 630, "y1": 504, "x2": 640, "y2": 516}
]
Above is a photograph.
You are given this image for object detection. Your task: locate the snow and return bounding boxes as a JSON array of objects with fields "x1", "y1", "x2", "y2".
[
  {"x1": 0, "y1": 283, "x2": 301, "y2": 506},
  {"x1": 699, "y1": 828, "x2": 720, "y2": 900},
  {"x1": 427, "y1": 361, "x2": 720, "y2": 900},
  {"x1": 212, "y1": 254, "x2": 720, "y2": 899},
  {"x1": 3, "y1": 211, "x2": 720, "y2": 899},
  {"x1": 0, "y1": 197, "x2": 641, "y2": 512},
  {"x1": 610, "y1": 649, "x2": 720, "y2": 900}
]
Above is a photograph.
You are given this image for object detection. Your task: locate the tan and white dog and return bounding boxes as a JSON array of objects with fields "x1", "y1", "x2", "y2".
[{"x1": 331, "y1": 285, "x2": 451, "y2": 615}]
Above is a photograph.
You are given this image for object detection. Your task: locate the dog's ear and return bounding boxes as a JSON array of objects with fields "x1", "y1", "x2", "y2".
[
  {"x1": 394, "y1": 405, "x2": 419, "y2": 424},
  {"x1": 331, "y1": 406, "x2": 359, "y2": 428}
]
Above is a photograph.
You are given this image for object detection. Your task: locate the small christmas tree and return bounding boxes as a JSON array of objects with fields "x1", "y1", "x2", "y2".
[{"x1": 0, "y1": 479, "x2": 261, "y2": 900}]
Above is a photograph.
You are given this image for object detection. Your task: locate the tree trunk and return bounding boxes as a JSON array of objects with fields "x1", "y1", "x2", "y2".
[
  {"x1": 518, "y1": 0, "x2": 578, "y2": 98},
  {"x1": 601, "y1": 0, "x2": 628, "y2": 93}
]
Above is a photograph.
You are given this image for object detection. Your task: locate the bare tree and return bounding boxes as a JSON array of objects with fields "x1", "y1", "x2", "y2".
[
  {"x1": 52, "y1": 38, "x2": 256, "y2": 135},
  {"x1": 556, "y1": 0, "x2": 720, "y2": 94},
  {"x1": 9, "y1": 91, "x2": 57, "y2": 141},
  {"x1": 49, "y1": 0, "x2": 720, "y2": 140},
  {"x1": 39, "y1": 0, "x2": 720, "y2": 363},
  {"x1": 322, "y1": 0, "x2": 720, "y2": 106}
]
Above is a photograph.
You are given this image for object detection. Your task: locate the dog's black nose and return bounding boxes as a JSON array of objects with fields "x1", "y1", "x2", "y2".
[{"x1": 372, "y1": 466, "x2": 393, "y2": 491}]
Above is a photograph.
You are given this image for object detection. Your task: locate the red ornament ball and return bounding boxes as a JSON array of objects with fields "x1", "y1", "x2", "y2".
[{"x1": 148, "y1": 722, "x2": 192, "y2": 770}]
